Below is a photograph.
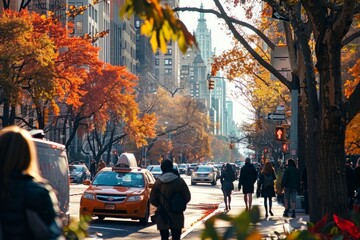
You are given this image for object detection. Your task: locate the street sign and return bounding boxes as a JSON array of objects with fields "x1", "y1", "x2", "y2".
[{"x1": 268, "y1": 113, "x2": 286, "y2": 120}]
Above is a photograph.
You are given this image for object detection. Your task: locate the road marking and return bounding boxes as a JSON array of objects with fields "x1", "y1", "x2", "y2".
[{"x1": 89, "y1": 226, "x2": 129, "y2": 231}]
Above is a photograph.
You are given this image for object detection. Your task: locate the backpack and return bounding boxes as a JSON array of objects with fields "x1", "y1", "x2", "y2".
[
  {"x1": 263, "y1": 174, "x2": 274, "y2": 188},
  {"x1": 159, "y1": 190, "x2": 187, "y2": 214},
  {"x1": 170, "y1": 192, "x2": 187, "y2": 213}
]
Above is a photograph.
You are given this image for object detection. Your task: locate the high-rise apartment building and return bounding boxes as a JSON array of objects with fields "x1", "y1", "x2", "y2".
[{"x1": 154, "y1": 0, "x2": 181, "y2": 93}]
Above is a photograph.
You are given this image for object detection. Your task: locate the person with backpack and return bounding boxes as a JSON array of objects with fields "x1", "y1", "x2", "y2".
[
  {"x1": 238, "y1": 157, "x2": 258, "y2": 211},
  {"x1": 150, "y1": 159, "x2": 191, "y2": 240},
  {"x1": 220, "y1": 163, "x2": 236, "y2": 211},
  {"x1": 257, "y1": 161, "x2": 276, "y2": 218}
]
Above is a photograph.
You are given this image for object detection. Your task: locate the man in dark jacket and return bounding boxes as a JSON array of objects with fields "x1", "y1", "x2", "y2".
[
  {"x1": 150, "y1": 159, "x2": 191, "y2": 240},
  {"x1": 281, "y1": 158, "x2": 300, "y2": 218},
  {"x1": 238, "y1": 157, "x2": 258, "y2": 211}
]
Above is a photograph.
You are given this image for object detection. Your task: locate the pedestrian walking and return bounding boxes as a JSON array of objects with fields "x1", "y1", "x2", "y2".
[
  {"x1": 150, "y1": 159, "x2": 191, "y2": 240},
  {"x1": 257, "y1": 161, "x2": 276, "y2": 218},
  {"x1": 97, "y1": 158, "x2": 106, "y2": 173},
  {"x1": 0, "y1": 126, "x2": 64, "y2": 239},
  {"x1": 220, "y1": 163, "x2": 236, "y2": 211},
  {"x1": 238, "y1": 157, "x2": 258, "y2": 211},
  {"x1": 89, "y1": 159, "x2": 97, "y2": 180},
  {"x1": 281, "y1": 158, "x2": 300, "y2": 218}
]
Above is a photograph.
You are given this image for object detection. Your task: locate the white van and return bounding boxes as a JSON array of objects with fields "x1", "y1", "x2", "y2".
[{"x1": 33, "y1": 138, "x2": 70, "y2": 225}]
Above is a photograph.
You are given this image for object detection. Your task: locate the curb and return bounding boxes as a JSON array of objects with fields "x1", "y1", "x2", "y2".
[{"x1": 180, "y1": 206, "x2": 222, "y2": 239}]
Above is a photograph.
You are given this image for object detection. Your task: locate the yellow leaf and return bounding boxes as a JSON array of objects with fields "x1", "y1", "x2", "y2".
[
  {"x1": 150, "y1": 31, "x2": 158, "y2": 53},
  {"x1": 159, "y1": 30, "x2": 167, "y2": 53}
]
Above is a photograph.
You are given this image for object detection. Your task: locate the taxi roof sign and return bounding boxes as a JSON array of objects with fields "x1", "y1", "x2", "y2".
[{"x1": 116, "y1": 153, "x2": 138, "y2": 168}]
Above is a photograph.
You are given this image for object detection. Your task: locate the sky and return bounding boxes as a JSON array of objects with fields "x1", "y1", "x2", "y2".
[{"x1": 178, "y1": 1, "x2": 253, "y2": 127}]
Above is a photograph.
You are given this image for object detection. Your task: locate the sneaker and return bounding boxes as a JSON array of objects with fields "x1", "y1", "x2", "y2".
[
  {"x1": 291, "y1": 210, "x2": 296, "y2": 218},
  {"x1": 283, "y1": 209, "x2": 288, "y2": 217}
]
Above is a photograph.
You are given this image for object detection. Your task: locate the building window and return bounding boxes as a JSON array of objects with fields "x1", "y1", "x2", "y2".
[
  {"x1": 155, "y1": 69, "x2": 159, "y2": 76},
  {"x1": 165, "y1": 69, "x2": 172, "y2": 75},
  {"x1": 155, "y1": 59, "x2": 159, "y2": 65},
  {"x1": 165, "y1": 48, "x2": 172, "y2": 55},
  {"x1": 164, "y1": 59, "x2": 172, "y2": 65},
  {"x1": 75, "y1": 21, "x2": 83, "y2": 34},
  {"x1": 135, "y1": 20, "x2": 140, "y2": 28}
]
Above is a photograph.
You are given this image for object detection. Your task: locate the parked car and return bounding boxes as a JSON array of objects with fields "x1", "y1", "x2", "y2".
[
  {"x1": 69, "y1": 164, "x2": 91, "y2": 183},
  {"x1": 178, "y1": 163, "x2": 190, "y2": 175},
  {"x1": 79, "y1": 157, "x2": 156, "y2": 225},
  {"x1": 191, "y1": 165, "x2": 217, "y2": 186}
]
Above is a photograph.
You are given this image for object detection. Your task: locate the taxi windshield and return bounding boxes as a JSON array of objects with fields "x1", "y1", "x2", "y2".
[{"x1": 92, "y1": 171, "x2": 144, "y2": 187}]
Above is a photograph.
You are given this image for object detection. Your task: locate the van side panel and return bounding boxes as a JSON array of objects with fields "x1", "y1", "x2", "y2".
[{"x1": 34, "y1": 140, "x2": 70, "y2": 224}]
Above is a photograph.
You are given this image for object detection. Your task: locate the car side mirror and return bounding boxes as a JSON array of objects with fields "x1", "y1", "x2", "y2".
[{"x1": 83, "y1": 179, "x2": 91, "y2": 185}]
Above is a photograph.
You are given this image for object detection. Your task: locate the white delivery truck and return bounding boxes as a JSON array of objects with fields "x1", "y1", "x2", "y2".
[{"x1": 32, "y1": 137, "x2": 70, "y2": 225}]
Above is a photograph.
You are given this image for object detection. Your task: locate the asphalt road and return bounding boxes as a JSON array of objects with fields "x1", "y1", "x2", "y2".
[{"x1": 70, "y1": 174, "x2": 224, "y2": 239}]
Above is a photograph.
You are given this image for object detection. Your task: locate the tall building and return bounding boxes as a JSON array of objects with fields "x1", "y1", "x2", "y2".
[
  {"x1": 195, "y1": 3, "x2": 213, "y2": 73},
  {"x1": 135, "y1": 16, "x2": 157, "y2": 94},
  {"x1": 211, "y1": 77, "x2": 227, "y2": 135},
  {"x1": 154, "y1": 0, "x2": 182, "y2": 93}
]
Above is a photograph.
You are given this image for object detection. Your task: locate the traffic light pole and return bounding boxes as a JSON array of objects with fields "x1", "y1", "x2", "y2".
[{"x1": 290, "y1": 75, "x2": 299, "y2": 160}]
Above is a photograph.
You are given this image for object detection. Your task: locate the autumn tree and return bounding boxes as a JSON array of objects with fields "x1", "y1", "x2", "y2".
[
  {"x1": 138, "y1": 87, "x2": 212, "y2": 164},
  {"x1": 0, "y1": 10, "x2": 58, "y2": 128}
]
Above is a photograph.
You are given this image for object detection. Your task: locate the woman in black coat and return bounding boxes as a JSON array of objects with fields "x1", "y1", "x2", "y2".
[
  {"x1": 0, "y1": 126, "x2": 63, "y2": 240},
  {"x1": 220, "y1": 163, "x2": 236, "y2": 211},
  {"x1": 257, "y1": 161, "x2": 276, "y2": 218}
]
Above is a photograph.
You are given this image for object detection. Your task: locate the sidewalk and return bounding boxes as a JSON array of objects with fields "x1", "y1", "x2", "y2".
[{"x1": 181, "y1": 191, "x2": 309, "y2": 239}]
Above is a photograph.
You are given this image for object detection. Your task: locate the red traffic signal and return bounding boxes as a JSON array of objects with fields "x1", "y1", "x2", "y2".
[
  {"x1": 208, "y1": 79, "x2": 215, "y2": 90},
  {"x1": 282, "y1": 142, "x2": 289, "y2": 152},
  {"x1": 275, "y1": 126, "x2": 286, "y2": 141}
]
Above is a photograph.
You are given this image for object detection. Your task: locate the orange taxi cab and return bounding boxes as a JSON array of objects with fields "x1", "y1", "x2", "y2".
[{"x1": 79, "y1": 153, "x2": 156, "y2": 225}]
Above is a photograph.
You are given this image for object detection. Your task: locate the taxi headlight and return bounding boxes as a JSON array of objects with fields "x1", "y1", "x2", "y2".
[
  {"x1": 209, "y1": 173, "x2": 214, "y2": 177},
  {"x1": 127, "y1": 195, "x2": 144, "y2": 202},
  {"x1": 83, "y1": 193, "x2": 95, "y2": 200},
  {"x1": 192, "y1": 172, "x2": 196, "y2": 177}
]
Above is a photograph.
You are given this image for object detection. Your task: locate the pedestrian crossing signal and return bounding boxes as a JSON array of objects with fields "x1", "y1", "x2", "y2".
[
  {"x1": 275, "y1": 126, "x2": 285, "y2": 141},
  {"x1": 282, "y1": 142, "x2": 289, "y2": 152}
]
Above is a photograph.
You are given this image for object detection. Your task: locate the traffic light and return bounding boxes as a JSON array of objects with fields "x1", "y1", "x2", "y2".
[
  {"x1": 275, "y1": 126, "x2": 286, "y2": 141},
  {"x1": 208, "y1": 79, "x2": 215, "y2": 90},
  {"x1": 263, "y1": 147, "x2": 268, "y2": 153},
  {"x1": 282, "y1": 142, "x2": 289, "y2": 152}
]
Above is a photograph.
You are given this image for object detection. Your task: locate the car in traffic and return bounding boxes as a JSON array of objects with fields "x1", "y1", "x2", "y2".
[
  {"x1": 79, "y1": 154, "x2": 156, "y2": 225},
  {"x1": 147, "y1": 165, "x2": 162, "y2": 179},
  {"x1": 69, "y1": 164, "x2": 91, "y2": 183},
  {"x1": 188, "y1": 163, "x2": 199, "y2": 175},
  {"x1": 147, "y1": 163, "x2": 179, "y2": 179},
  {"x1": 191, "y1": 165, "x2": 218, "y2": 185},
  {"x1": 178, "y1": 163, "x2": 190, "y2": 175}
]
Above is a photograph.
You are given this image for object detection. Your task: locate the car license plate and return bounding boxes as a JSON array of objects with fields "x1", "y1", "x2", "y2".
[{"x1": 104, "y1": 204, "x2": 115, "y2": 210}]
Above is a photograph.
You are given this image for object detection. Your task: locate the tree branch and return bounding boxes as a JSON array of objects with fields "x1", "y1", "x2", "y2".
[{"x1": 173, "y1": 6, "x2": 276, "y2": 50}]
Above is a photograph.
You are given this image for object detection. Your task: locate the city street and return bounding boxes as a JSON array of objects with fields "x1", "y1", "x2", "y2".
[{"x1": 70, "y1": 174, "x2": 224, "y2": 239}]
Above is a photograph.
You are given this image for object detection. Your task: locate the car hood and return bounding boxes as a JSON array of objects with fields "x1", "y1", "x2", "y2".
[{"x1": 86, "y1": 185, "x2": 145, "y2": 195}]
